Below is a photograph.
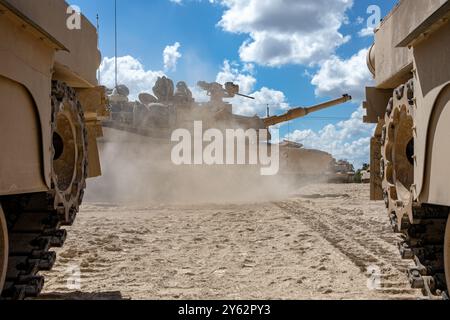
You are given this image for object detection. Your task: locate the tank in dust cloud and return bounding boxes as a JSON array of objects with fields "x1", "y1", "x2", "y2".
[
  {"x1": 328, "y1": 160, "x2": 355, "y2": 184},
  {"x1": 0, "y1": 0, "x2": 108, "y2": 299},
  {"x1": 103, "y1": 76, "x2": 352, "y2": 180},
  {"x1": 363, "y1": 0, "x2": 450, "y2": 298}
]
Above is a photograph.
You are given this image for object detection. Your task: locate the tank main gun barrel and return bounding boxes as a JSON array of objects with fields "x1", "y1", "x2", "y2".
[
  {"x1": 236, "y1": 93, "x2": 255, "y2": 100},
  {"x1": 263, "y1": 94, "x2": 352, "y2": 127}
]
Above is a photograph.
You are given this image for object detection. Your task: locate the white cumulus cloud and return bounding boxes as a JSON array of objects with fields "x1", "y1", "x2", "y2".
[
  {"x1": 355, "y1": 16, "x2": 365, "y2": 25},
  {"x1": 232, "y1": 87, "x2": 290, "y2": 116},
  {"x1": 285, "y1": 106, "x2": 375, "y2": 168},
  {"x1": 216, "y1": 60, "x2": 256, "y2": 94},
  {"x1": 99, "y1": 55, "x2": 165, "y2": 100},
  {"x1": 217, "y1": 0, "x2": 353, "y2": 66},
  {"x1": 163, "y1": 42, "x2": 182, "y2": 72},
  {"x1": 358, "y1": 26, "x2": 374, "y2": 37},
  {"x1": 302, "y1": 49, "x2": 375, "y2": 166},
  {"x1": 311, "y1": 48, "x2": 373, "y2": 102}
]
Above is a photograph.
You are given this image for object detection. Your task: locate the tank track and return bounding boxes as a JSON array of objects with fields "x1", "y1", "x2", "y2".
[
  {"x1": 0, "y1": 193, "x2": 77, "y2": 299},
  {"x1": 391, "y1": 205, "x2": 449, "y2": 299}
]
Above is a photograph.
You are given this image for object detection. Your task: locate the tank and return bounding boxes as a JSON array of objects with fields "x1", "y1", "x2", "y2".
[
  {"x1": 277, "y1": 140, "x2": 334, "y2": 179},
  {"x1": 0, "y1": 0, "x2": 108, "y2": 299},
  {"x1": 328, "y1": 160, "x2": 356, "y2": 183},
  {"x1": 363, "y1": 0, "x2": 450, "y2": 299},
  {"x1": 360, "y1": 168, "x2": 371, "y2": 184},
  {"x1": 103, "y1": 77, "x2": 351, "y2": 179}
]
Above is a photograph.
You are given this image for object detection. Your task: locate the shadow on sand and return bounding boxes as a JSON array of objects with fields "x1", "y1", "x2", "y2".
[{"x1": 35, "y1": 291, "x2": 128, "y2": 300}]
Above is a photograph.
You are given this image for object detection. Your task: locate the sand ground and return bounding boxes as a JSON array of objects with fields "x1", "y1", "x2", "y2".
[{"x1": 40, "y1": 183, "x2": 421, "y2": 300}]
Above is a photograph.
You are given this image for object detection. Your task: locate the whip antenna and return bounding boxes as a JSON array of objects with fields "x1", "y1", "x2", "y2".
[
  {"x1": 114, "y1": 0, "x2": 118, "y2": 88},
  {"x1": 96, "y1": 14, "x2": 101, "y2": 83}
]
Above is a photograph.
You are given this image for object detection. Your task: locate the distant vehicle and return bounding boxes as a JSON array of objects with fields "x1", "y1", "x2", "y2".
[
  {"x1": 328, "y1": 160, "x2": 355, "y2": 184},
  {"x1": 103, "y1": 78, "x2": 351, "y2": 179},
  {"x1": 361, "y1": 169, "x2": 370, "y2": 184}
]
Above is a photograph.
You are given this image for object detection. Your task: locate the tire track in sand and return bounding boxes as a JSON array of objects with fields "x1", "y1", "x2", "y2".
[{"x1": 275, "y1": 198, "x2": 421, "y2": 299}]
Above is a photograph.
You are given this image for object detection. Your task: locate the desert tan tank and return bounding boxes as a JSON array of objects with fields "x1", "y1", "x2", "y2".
[
  {"x1": 328, "y1": 160, "x2": 356, "y2": 184},
  {"x1": 277, "y1": 140, "x2": 334, "y2": 180},
  {"x1": 0, "y1": 0, "x2": 108, "y2": 299},
  {"x1": 363, "y1": 0, "x2": 450, "y2": 299},
  {"x1": 103, "y1": 77, "x2": 351, "y2": 179}
]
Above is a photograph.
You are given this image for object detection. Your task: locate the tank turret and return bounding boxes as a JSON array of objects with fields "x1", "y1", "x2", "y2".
[{"x1": 197, "y1": 81, "x2": 255, "y2": 104}]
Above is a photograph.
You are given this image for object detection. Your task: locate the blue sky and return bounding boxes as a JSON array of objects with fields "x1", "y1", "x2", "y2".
[{"x1": 69, "y1": 0, "x2": 398, "y2": 167}]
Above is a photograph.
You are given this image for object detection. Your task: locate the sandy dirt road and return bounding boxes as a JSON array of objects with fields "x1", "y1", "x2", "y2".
[{"x1": 40, "y1": 183, "x2": 421, "y2": 300}]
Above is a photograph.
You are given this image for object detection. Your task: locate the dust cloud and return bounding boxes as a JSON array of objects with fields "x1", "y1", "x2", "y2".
[{"x1": 84, "y1": 128, "x2": 311, "y2": 205}]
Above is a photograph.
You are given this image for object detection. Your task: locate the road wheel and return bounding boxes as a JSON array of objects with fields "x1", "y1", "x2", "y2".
[{"x1": 0, "y1": 204, "x2": 8, "y2": 292}]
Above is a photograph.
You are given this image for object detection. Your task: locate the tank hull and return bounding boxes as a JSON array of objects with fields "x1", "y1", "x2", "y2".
[
  {"x1": 0, "y1": 0, "x2": 106, "y2": 298},
  {"x1": 363, "y1": 0, "x2": 450, "y2": 298}
]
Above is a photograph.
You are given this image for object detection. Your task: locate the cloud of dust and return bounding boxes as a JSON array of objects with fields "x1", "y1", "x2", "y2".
[{"x1": 84, "y1": 128, "x2": 324, "y2": 205}]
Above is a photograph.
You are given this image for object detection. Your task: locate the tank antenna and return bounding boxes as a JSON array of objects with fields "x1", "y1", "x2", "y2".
[
  {"x1": 114, "y1": 0, "x2": 118, "y2": 89},
  {"x1": 96, "y1": 14, "x2": 101, "y2": 84},
  {"x1": 96, "y1": 14, "x2": 100, "y2": 39}
]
